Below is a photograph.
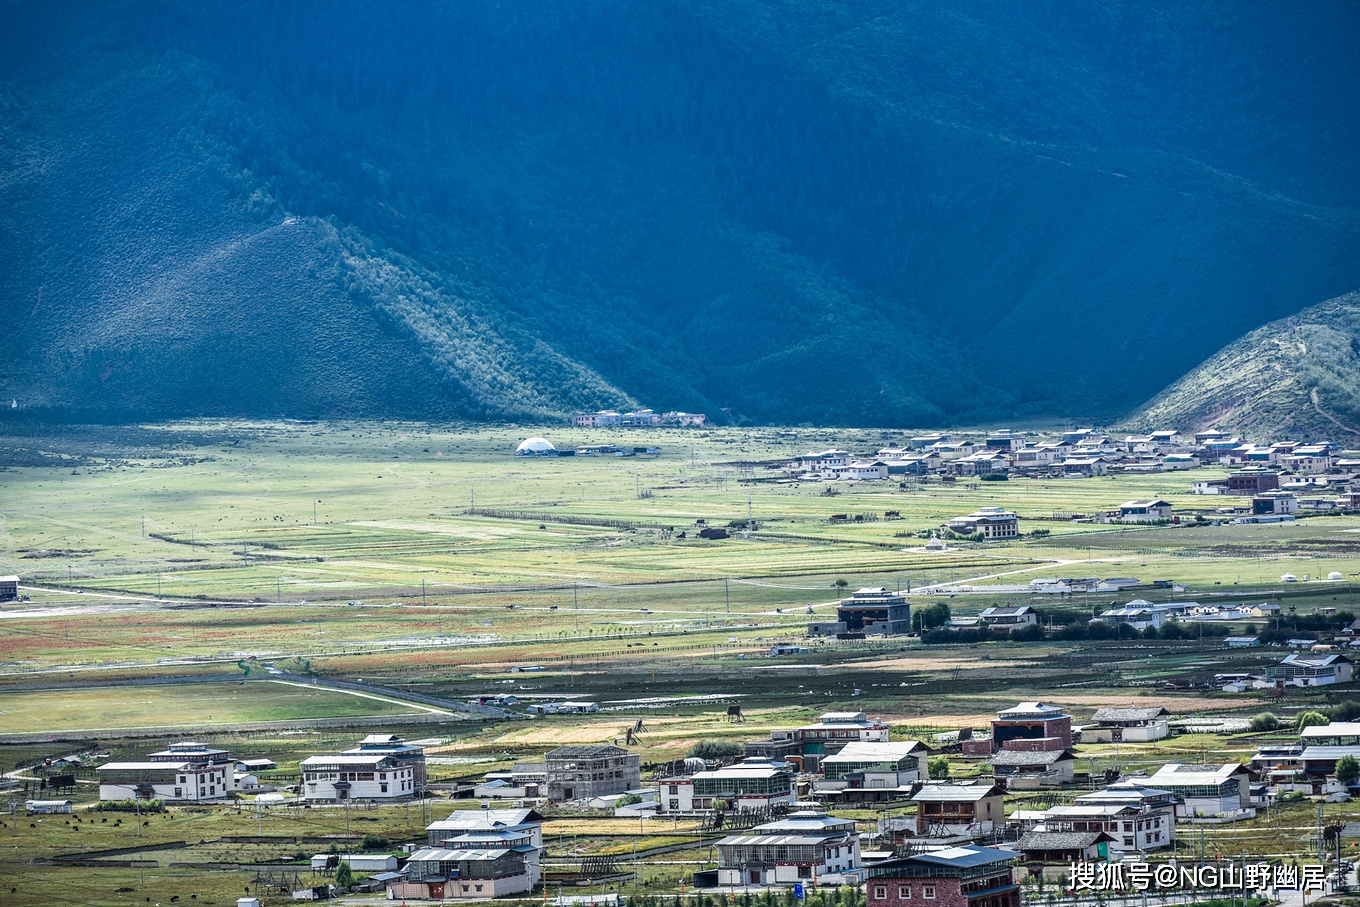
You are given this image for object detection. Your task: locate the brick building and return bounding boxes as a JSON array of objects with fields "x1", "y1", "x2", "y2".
[
  {"x1": 990, "y1": 702, "x2": 1072, "y2": 749},
  {"x1": 866, "y1": 845, "x2": 1019, "y2": 907}
]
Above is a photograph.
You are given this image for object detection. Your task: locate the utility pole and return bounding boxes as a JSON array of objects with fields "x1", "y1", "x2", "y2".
[
  {"x1": 242, "y1": 540, "x2": 248, "y2": 568},
  {"x1": 725, "y1": 578, "x2": 730, "y2": 613},
  {"x1": 277, "y1": 577, "x2": 281, "y2": 602},
  {"x1": 141, "y1": 515, "x2": 145, "y2": 538},
  {"x1": 422, "y1": 579, "x2": 426, "y2": 606},
  {"x1": 314, "y1": 500, "x2": 319, "y2": 525},
  {"x1": 157, "y1": 574, "x2": 162, "y2": 598},
  {"x1": 190, "y1": 528, "x2": 195, "y2": 551}
]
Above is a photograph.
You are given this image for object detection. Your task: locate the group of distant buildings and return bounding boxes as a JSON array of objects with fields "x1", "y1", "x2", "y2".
[
  {"x1": 79, "y1": 696, "x2": 1360, "y2": 900},
  {"x1": 787, "y1": 429, "x2": 1360, "y2": 509},
  {"x1": 570, "y1": 409, "x2": 706, "y2": 427}
]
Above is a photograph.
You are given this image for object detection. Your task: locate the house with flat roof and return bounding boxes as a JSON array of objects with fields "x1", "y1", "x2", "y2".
[
  {"x1": 978, "y1": 605, "x2": 1036, "y2": 632},
  {"x1": 426, "y1": 808, "x2": 544, "y2": 849},
  {"x1": 1083, "y1": 706, "x2": 1170, "y2": 743},
  {"x1": 98, "y1": 740, "x2": 240, "y2": 802},
  {"x1": 301, "y1": 753, "x2": 420, "y2": 802},
  {"x1": 865, "y1": 845, "x2": 1019, "y2": 907},
  {"x1": 0, "y1": 575, "x2": 18, "y2": 600},
  {"x1": 346, "y1": 734, "x2": 427, "y2": 789},
  {"x1": 400, "y1": 807, "x2": 545, "y2": 899},
  {"x1": 1017, "y1": 830, "x2": 1117, "y2": 864},
  {"x1": 832, "y1": 588, "x2": 911, "y2": 636},
  {"x1": 814, "y1": 741, "x2": 929, "y2": 802},
  {"x1": 1227, "y1": 468, "x2": 1280, "y2": 495},
  {"x1": 716, "y1": 812, "x2": 860, "y2": 887},
  {"x1": 545, "y1": 745, "x2": 640, "y2": 802},
  {"x1": 658, "y1": 759, "x2": 796, "y2": 814},
  {"x1": 1034, "y1": 782, "x2": 1176, "y2": 850},
  {"x1": 991, "y1": 702, "x2": 1072, "y2": 749},
  {"x1": 947, "y1": 507, "x2": 1019, "y2": 540},
  {"x1": 1267, "y1": 653, "x2": 1353, "y2": 686},
  {"x1": 988, "y1": 749, "x2": 1076, "y2": 789},
  {"x1": 1119, "y1": 500, "x2": 1173, "y2": 522},
  {"x1": 1144, "y1": 764, "x2": 1252, "y2": 819},
  {"x1": 743, "y1": 712, "x2": 891, "y2": 770},
  {"x1": 910, "y1": 782, "x2": 1005, "y2": 837},
  {"x1": 97, "y1": 760, "x2": 232, "y2": 803}
]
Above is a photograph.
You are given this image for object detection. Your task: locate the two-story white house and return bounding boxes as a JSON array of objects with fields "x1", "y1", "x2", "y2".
[{"x1": 716, "y1": 812, "x2": 860, "y2": 887}]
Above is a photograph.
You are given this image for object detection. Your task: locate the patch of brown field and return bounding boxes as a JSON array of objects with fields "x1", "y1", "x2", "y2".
[
  {"x1": 848, "y1": 652, "x2": 1057, "y2": 672},
  {"x1": 872, "y1": 691, "x2": 1263, "y2": 728},
  {"x1": 1003, "y1": 690, "x2": 1265, "y2": 713}
]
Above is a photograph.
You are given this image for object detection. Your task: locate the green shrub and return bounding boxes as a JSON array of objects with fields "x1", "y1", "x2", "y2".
[
  {"x1": 1249, "y1": 712, "x2": 1281, "y2": 732},
  {"x1": 929, "y1": 756, "x2": 951, "y2": 779},
  {"x1": 95, "y1": 799, "x2": 164, "y2": 813},
  {"x1": 690, "y1": 739, "x2": 743, "y2": 759}
]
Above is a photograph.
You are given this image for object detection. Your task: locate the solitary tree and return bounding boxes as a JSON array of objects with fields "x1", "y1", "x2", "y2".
[
  {"x1": 335, "y1": 861, "x2": 354, "y2": 888},
  {"x1": 1298, "y1": 711, "x2": 1330, "y2": 731},
  {"x1": 1337, "y1": 755, "x2": 1360, "y2": 787},
  {"x1": 929, "y1": 756, "x2": 951, "y2": 779}
]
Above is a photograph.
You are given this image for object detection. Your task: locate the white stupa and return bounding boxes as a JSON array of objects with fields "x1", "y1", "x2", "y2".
[
  {"x1": 924, "y1": 533, "x2": 948, "y2": 552},
  {"x1": 515, "y1": 437, "x2": 558, "y2": 457}
]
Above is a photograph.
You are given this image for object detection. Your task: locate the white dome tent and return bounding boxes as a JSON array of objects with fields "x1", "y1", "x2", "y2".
[{"x1": 515, "y1": 437, "x2": 558, "y2": 457}]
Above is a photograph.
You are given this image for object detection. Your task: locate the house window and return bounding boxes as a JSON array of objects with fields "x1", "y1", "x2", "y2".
[
  {"x1": 900, "y1": 887, "x2": 911, "y2": 899},
  {"x1": 174, "y1": 788, "x2": 182, "y2": 798},
  {"x1": 924, "y1": 887, "x2": 936, "y2": 899},
  {"x1": 381, "y1": 783, "x2": 388, "y2": 793},
  {"x1": 874, "y1": 887, "x2": 888, "y2": 900},
  {"x1": 669, "y1": 799, "x2": 679, "y2": 809}
]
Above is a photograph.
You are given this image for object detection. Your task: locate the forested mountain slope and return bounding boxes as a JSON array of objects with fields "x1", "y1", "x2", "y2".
[
  {"x1": 2, "y1": 1, "x2": 1358, "y2": 424},
  {"x1": 1127, "y1": 293, "x2": 1360, "y2": 441}
]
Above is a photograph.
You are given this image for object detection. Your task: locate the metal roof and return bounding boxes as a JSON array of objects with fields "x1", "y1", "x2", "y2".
[
  {"x1": 427, "y1": 809, "x2": 541, "y2": 831},
  {"x1": 988, "y1": 749, "x2": 1073, "y2": 766},
  {"x1": 1302, "y1": 723, "x2": 1360, "y2": 739},
  {"x1": 1019, "y1": 831, "x2": 1111, "y2": 850},
  {"x1": 874, "y1": 845, "x2": 1017, "y2": 872},
  {"x1": 1146, "y1": 763, "x2": 1244, "y2": 787},
  {"x1": 408, "y1": 847, "x2": 517, "y2": 862},
  {"x1": 912, "y1": 783, "x2": 1002, "y2": 803},
  {"x1": 716, "y1": 834, "x2": 841, "y2": 847},
  {"x1": 1301, "y1": 746, "x2": 1360, "y2": 760},
  {"x1": 97, "y1": 761, "x2": 195, "y2": 771},
  {"x1": 299, "y1": 754, "x2": 397, "y2": 767},
  {"x1": 545, "y1": 745, "x2": 630, "y2": 758},
  {"x1": 1091, "y1": 707, "x2": 1169, "y2": 722},
  {"x1": 821, "y1": 741, "x2": 928, "y2": 763},
  {"x1": 997, "y1": 702, "x2": 1065, "y2": 718}
]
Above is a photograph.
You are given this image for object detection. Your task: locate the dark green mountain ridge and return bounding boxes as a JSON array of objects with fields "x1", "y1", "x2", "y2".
[{"x1": 2, "y1": 1, "x2": 1358, "y2": 424}]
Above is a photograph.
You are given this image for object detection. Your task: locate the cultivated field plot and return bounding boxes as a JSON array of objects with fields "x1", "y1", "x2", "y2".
[
  {"x1": 0, "y1": 681, "x2": 427, "y2": 735},
  {"x1": 7, "y1": 420, "x2": 1352, "y2": 599}
]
